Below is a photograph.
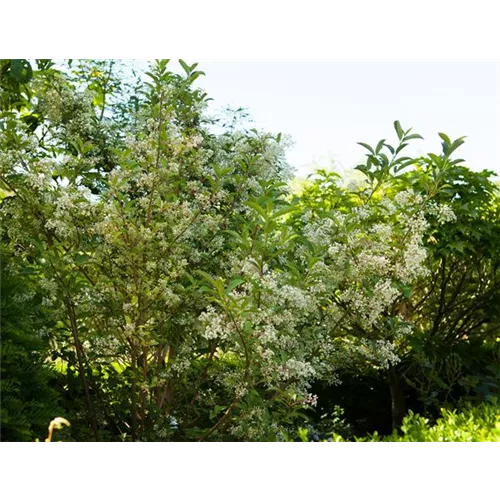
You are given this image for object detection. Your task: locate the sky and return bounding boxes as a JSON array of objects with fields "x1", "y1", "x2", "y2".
[{"x1": 135, "y1": 61, "x2": 499, "y2": 179}]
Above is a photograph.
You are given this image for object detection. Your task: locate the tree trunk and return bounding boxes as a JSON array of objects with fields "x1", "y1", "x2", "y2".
[
  {"x1": 130, "y1": 347, "x2": 139, "y2": 441},
  {"x1": 66, "y1": 300, "x2": 99, "y2": 441},
  {"x1": 388, "y1": 365, "x2": 406, "y2": 431}
]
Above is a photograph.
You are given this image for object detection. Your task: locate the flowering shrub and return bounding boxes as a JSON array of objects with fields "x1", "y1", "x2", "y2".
[{"x1": 1, "y1": 59, "x2": 498, "y2": 441}]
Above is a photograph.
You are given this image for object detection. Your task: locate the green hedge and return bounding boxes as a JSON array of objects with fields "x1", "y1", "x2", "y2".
[{"x1": 299, "y1": 402, "x2": 500, "y2": 442}]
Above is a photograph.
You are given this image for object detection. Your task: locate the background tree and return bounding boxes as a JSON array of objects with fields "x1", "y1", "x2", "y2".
[{"x1": 0, "y1": 245, "x2": 62, "y2": 441}]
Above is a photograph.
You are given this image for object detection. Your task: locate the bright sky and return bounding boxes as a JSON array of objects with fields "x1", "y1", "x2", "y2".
[{"x1": 135, "y1": 61, "x2": 500, "y2": 179}]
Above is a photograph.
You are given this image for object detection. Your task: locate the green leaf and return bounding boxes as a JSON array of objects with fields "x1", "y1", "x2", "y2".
[
  {"x1": 394, "y1": 121, "x2": 404, "y2": 140},
  {"x1": 428, "y1": 153, "x2": 442, "y2": 164},
  {"x1": 213, "y1": 278, "x2": 226, "y2": 297},
  {"x1": 449, "y1": 137, "x2": 466, "y2": 155},
  {"x1": 375, "y1": 139, "x2": 385, "y2": 154},
  {"x1": 188, "y1": 72, "x2": 205, "y2": 83},
  {"x1": 379, "y1": 153, "x2": 390, "y2": 166},
  {"x1": 145, "y1": 71, "x2": 159, "y2": 83},
  {"x1": 237, "y1": 159, "x2": 248, "y2": 172},
  {"x1": 393, "y1": 157, "x2": 415, "y2": 172},
  {"x1": 195, "y1": 270, "x2": 216, "y2": 286},
  {"x1": 246, "y1": 201, "x2": 267, "y2": 219},
  {"x1": 357, "y1": 142, "x2": 375, "y2": 155},
  {"x1": 384, "y1": 144, "x2": 395, "y2": 154},
  {"x1": 438, "y1": 132, "x2": 451, "y2": 145},
  {"x1": 395, "y1": 142, "x2": 409, "y2": 155},
  {"x1": 404, "y1": 133, "x2": 424, "y2": 141},
  {"x1": 395, "y1": 156, "x2": 413, "y2": 164},
  {"x1": 226, "y1": 278, "x2": 245, "y2": 293},
  {"x1": 74, "y1": 253, "x2": 90, "y2": 265},
  {"x1": 10, "y1": 59, "x2": 33, "y2": 84},
  {"x1": 272, "y1": 205, "x2": 298, "y2": 219},
  {"x1": 223, "y1": 229, "x2": 243, "y2": 242},
  {"x1": 209, "y1": 405, "x2": 227, "y2": 420}
]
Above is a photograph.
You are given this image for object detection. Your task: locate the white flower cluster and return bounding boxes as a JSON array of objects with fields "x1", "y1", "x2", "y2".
[
  {"x1": 274, "y1": 284, "x2": 315, "y2": 312},
  {"x1": 171, "y1": 357, "x2": 191, "y2": 375},
  {"x1": 340, "y1": 280, "x2": 401, "y2": 329},
  {"x1": 334, "y1": 338, "x2": 400, "y2": 370},
  {"x1": 235, "y1": 382, "x2": 249, "y2": 399},
  {"x1": 277, "y1": 358, "x2": 316, "y2": 381},
  {"x1": 26, "y1": 172, "x2": 47, "y2": 190},
  {"x1": 304, "y1": 216, "x2": 338, "y2": 246},
  {"x1": 303, "y1": 393, "x2": 319, "y2": 407},
  {"x1": 380, "y1": 197, "x2": 397, "y2": 215},
  {"x1": 303, "y1": 197, "x2": 429, "y2": 321},
  {"x1": 393, "y1": 321, "x2": 413, "y2": 340},
  {"x1": 38, "y1": 86, "x2": 95, "y2": 138},
  {"x1": 229, "y1": 405, "x2": 269, "y2": 441},
  {"x1": 396, "y1": 236, "x2": 430, "y2": 282},
  {"x1": 394, "y1": 189, "x2": 423, "y2": 206},
  {"x1": 12, "y1": 290, "x2": 36, "y2": 304},
  {"x1": 357, "y1": 339, "x2": 401, "y2": 369},
  {"x1": 198, "y1": 306, "x2": 229, "y2": 341},
  {"x1": 427, "y1": 201, "x2": 457, "y2": 224},
  {"x1": 258, "y1": 324, "x2": 278, "y2": 344}
]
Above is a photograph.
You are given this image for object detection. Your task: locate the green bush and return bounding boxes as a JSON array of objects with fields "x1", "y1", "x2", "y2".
[{"x1": 311, "y1": 402, "x2": 500, "y2": 442}]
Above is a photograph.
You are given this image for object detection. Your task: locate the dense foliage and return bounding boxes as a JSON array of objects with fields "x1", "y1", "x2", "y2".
[
  {"x1": 1, "y1": 59, "x2": 499, "y2": 441},
  {"x1": 297, "y1": 401, "x2": 500, "y2": 442},
  {"x1": 0, "y1": 246, "x2": 62, "y2": 441}
]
